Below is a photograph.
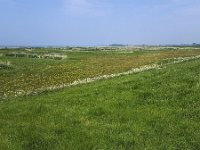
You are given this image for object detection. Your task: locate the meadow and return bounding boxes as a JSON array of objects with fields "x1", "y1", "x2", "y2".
[
  {"x1": 1, "y1": 47, "x2": 200, "y2": 99},
  {"x1": 0, "y1": 47, "x2": 200, "y2": 149}
]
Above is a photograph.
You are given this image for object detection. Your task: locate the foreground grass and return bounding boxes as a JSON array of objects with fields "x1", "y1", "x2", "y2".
[{"x1": 0, "y1": 59, "x2": 200, "y2": 149}]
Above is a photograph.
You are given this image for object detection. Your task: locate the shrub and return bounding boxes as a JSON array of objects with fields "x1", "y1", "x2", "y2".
[
  {"x1": 5, "y1": 53, "x2": 16, "y2": 57},
  {"x1": 16, "y1": 53, "x2": 26, "y2": 57}
]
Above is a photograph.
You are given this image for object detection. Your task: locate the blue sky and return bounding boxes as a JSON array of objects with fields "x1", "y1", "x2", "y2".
[{"x1": 0, "y1": 0, "x2": 200, "y2": 46}]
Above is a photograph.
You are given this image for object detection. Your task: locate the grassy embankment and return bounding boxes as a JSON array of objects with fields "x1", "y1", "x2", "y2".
[{"x1": 0, "y1": 57, "x2": 200, "y2": 149}]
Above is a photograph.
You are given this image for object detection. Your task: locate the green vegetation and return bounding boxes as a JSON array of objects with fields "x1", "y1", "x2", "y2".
[
  {"x1": 0, "y1": 54, "x2": 200, "y2": 149},
  {"x1": 1, "y1": 48, "x2": 200, "y2": 99}
]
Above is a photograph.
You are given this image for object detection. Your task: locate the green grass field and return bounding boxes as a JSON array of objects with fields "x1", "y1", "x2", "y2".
[
  {"x1": 0, "y1": 48, "x2": 200, "y2": 149},
  {"x1": 1, "y1": 48, "x2": 200, "y2": 99}
]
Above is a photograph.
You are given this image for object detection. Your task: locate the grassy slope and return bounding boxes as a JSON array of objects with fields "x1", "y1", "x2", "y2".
[{"x1": 0, "y1": 59, "x2": 200, "y2": 149}]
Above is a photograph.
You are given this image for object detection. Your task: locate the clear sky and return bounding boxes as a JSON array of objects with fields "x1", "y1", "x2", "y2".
[{"x1": 0, "y1": 0, "x2": 200, "y2": 46}]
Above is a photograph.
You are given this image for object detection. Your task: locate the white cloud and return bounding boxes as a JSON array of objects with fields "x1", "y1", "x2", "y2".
[{"x1": 64, "y1": 0, "x2": 112, "y2": 16}]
